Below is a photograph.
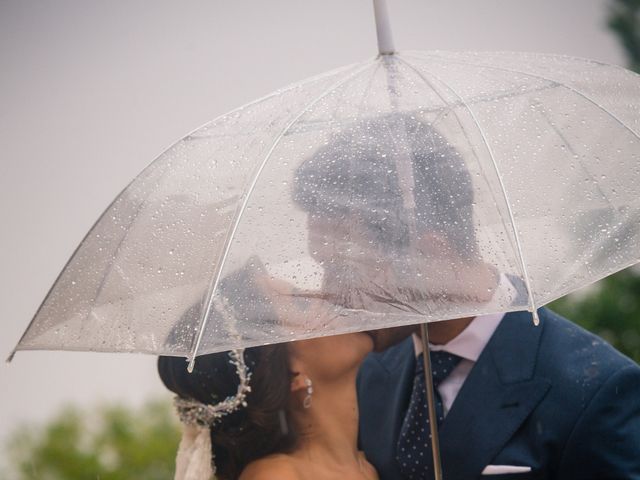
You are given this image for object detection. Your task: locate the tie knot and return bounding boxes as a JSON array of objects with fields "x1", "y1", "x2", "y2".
[{"x1": 416, "y1": 351, "x2": 462, "y2": 386}]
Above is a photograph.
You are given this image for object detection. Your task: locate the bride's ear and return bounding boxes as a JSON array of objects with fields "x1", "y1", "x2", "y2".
[{"x1": 290, "y1": 371, "x2": 308, "y2": 393}]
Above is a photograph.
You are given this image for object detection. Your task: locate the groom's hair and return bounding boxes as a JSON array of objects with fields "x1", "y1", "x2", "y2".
[{"x1": 293, "y1": 112, "x2": 479, "y2": 257}]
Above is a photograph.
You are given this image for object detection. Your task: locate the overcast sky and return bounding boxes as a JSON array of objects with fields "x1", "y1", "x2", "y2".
[{"x1": 0, "y1": 0, "x2": 628, "y2": 459}]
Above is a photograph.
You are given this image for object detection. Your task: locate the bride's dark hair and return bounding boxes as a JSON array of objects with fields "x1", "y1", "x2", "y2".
[{"x1": 158, "y1": 343, "x2": 297, "y2": 480}]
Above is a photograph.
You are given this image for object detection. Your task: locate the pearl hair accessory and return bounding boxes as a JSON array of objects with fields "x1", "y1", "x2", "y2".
[
  {"x1": 303, "y1": 377, "x2": 314, "y2": 409},
  {"x1": 174, "y1": 348, "x2": 252, "y2": 427}
]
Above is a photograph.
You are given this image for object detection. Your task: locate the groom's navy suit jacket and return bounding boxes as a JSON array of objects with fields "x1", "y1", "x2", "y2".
[{"x1": 357, "y1": 308, "x2": 640, "y2": 479}]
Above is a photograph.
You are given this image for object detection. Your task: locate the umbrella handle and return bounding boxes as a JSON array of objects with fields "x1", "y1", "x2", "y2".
[
  {"x1": 373, "y1": 0, "x2": 395, "y2": 55},
  {"x1": 420, "y1": 322, "x2": 445, "y2": 480}
]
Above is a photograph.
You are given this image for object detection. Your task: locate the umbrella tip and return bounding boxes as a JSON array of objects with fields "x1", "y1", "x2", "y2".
[
  {"x1": 187, "y1": 356, "x2": 196, "y2": 373},
  {"x1": 532, "y1": 310, "x2": 540, "y2": 327},
  {"x1": 6, "y1": 350, "x2": 16, "y2": 364}
]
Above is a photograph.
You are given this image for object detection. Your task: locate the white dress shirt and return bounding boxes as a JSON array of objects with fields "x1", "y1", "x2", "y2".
[{"x1": 412, "y1": 274, "x2": 517, "y2": 416}]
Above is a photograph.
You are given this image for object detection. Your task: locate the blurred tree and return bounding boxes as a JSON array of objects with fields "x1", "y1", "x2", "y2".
[
  {"x1": 550, "y1": 267, "x2": 640, "y2": 363},
  {"x1": 608, "y1": 0, "x2": 640, "y2": 72},
  {"x1": 5, "y1": 400, "x2": 181, "y2": 480}
]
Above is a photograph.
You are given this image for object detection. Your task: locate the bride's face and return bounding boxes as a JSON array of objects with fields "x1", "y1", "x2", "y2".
[{"x1": 288, "y1": 332, "x2": 373, "y2": 382}]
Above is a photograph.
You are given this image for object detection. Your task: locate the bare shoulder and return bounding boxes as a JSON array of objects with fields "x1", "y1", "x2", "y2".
[{"x1": 239, "y1": 454, "x2": 302, "y2": 480}]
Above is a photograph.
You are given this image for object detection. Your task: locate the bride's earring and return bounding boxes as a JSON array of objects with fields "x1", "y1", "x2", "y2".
[{"x1": 303, "y1": 377, "x2": 313, "y2": 409}]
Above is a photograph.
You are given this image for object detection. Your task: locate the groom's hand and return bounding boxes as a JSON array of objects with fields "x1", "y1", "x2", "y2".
[
  {"x1": 256, "y1": 274, "x2": 419, "y2": 350},
  {"x1": 367, "y1": 325, "x2": 419, "y2": 352},
  {"x1": 255, "y1": 275, "x2": 341, "y2": 333}
]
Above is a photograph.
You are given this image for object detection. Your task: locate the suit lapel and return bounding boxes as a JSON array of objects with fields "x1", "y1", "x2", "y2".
[
  {"x1": 359, "y1": 337, "x2": 417, "y2": 479},
  {"x1": 439, "y1": 310, "x2": 551, "y2": 479}
]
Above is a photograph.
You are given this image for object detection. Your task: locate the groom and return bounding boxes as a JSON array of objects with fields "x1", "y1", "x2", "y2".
[{"x1": 293, "y1": 113, "x2": 640, "y2": 479}]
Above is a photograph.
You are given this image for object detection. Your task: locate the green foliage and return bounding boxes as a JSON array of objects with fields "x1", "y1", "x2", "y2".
[
  {"x1": 550, "y1": 267, "x2": 640, "y2": 363},
  {"x1": 608, "y1": 0, "x2": 640, "y2": 72},
  {"x1": 4, "y1": 400, "x2": 181, "y2": 480}
]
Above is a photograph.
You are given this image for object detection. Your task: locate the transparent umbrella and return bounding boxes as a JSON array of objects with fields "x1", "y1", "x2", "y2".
[
  {"x1": 9, "y1": 2, "x2": 640, "y2": 476},
  {"x1": 10, "y1": 2, "x2": 640, "y2": 364}
]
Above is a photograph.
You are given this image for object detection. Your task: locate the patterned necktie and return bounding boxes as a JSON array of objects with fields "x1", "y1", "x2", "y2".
[{"x1": 396, "y1": 350, "x2": 463, "y2": 480}]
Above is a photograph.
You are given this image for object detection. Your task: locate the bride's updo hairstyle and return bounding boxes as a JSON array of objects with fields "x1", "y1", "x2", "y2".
[{"x1": 158, "y1": 343, "x2": 297, "y2": 480}]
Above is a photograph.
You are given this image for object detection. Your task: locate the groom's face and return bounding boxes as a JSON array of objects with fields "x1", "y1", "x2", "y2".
[
  {"x1": 304, "y1": 213, "x2": 499, "y2": 352},
  {"x1": 306, "y1": 210, "x2": 498, "y2": 301},
  {"x1": 306, "y1": 215, "x2": 382, "y2": 269},
  {"x1": 294, "y1": 115, "x2": 497, "y2": 350}
]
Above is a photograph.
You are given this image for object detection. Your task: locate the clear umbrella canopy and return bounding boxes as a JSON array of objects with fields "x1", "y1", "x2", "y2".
[{"x1": 12, "y1": 51, "x2": 640, "y2": 362}]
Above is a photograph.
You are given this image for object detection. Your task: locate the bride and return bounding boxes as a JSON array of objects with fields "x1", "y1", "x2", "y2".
[{"x1": 158, "y1": 277, "x2": 378, "y2": 480}]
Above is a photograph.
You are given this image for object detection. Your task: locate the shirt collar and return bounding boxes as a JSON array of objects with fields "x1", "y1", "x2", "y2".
[{"x1": 412, "y1": 273, "x2": 516, "y2": 362}]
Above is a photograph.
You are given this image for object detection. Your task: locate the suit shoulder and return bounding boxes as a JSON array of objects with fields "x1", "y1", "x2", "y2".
[
  {"x1": 239, "y1": 454, "x2": 301, "y2": 480},
  {"x1": 538, "y1": 308, "x2": 639, "y2": 377}
]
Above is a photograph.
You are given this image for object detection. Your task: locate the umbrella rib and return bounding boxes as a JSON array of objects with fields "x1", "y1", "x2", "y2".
[
  {"x1": 187, "y1": 60, "x2": 378, "y2": 370},
  {"x1": 401, "y1": 53, "x2": 640, "y2": 310},
  {"x1": 394, "y1": 55, "x2": 540, "y2": 322},
  {"x1": 149, "y1": 60, "x2": 375, "y2": 160},
  {"x1": 7, "y1": 61, "x2": 375, "y2": 362},
  {"x1": 407, "y1": 49, "x2": 640, "y2": 79},
  {"x1": 394, "y1": 54, "x2": 516, "y2": 261},
  {"x1": 530, "y1": 100, "x2": 617, "y2": 213},
  {"x1": 403, "y1": 51, "x2": 640, "y2": 142},
  {"x1": 358, "y1": 61, "x2": 383, "y2": 116}
]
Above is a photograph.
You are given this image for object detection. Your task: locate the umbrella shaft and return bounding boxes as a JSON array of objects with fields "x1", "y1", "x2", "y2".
[
  {"x1": 372, "y1": 0, "x2": 395, "y2": 55},
  {"x1": 420, "y1": 322, "x2": 444, "y2": 480}
]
